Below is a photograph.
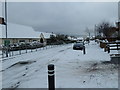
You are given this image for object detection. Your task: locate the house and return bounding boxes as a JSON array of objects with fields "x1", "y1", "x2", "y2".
[{"x1": 0, "y1": 23, "x2": 51, "y2": 46}]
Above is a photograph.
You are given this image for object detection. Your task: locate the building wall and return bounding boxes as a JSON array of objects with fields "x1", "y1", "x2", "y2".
[
  {"x1": 0, "y1": 38, "x2": 40, "y2": 45},
  {"x1": 0, "y1": 38, "x2": 2, "y2": 45}
]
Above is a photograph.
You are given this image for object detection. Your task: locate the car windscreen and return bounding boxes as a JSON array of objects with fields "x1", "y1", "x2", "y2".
[{"x1": 74, "y1": 43, "x2": 84, "y2": 46}]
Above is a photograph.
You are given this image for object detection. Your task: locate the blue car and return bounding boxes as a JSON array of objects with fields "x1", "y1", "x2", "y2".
[{"x1": 73, "y1": 42, "x2": 85, "y2": 50}]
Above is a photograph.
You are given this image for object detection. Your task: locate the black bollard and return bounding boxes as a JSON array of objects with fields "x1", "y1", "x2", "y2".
[
  {"x1": 108, "y1": 46, "x2": 110, "y2": 53},
  {"x1": 48, "y1": 64, "x2": 55, "y2": 90},
  {"x1": 83, "y1": 46, "x2": 86, "y2": 54}
]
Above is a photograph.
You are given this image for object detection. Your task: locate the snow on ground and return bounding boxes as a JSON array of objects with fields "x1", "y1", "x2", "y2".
[{"x1": 0, "y1": 41, "x2": 118, "y2": 88}]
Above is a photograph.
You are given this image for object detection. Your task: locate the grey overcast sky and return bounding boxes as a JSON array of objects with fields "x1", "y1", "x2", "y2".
[{"x1": 2, "y1": 2, "x2": 118, "y2": 36}]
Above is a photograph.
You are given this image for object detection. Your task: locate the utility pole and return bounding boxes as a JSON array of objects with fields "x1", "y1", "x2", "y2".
[
  {"x1": 5, "y1": 0, "x2": 7, "y2": 38},
  {"x1": 5, "y1": 0, "x2": 8, "y2": 57},
  {"x1": 0, "y1": 1, "x2": 8, "y2": 57}
]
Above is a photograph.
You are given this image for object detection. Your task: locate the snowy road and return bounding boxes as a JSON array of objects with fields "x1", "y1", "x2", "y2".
[{"x1": 1, "y1": 41, "x2": 118, "y2": 88}]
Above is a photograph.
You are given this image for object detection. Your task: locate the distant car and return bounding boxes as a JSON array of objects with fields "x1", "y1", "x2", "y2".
[{"x1": 73, "y1": 42, "x2": 85, "y2": 50}]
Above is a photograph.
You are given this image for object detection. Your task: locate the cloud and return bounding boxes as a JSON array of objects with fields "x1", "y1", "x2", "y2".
[{"x1": 4, "y1": 2, "x2": 118, "y2": 36}]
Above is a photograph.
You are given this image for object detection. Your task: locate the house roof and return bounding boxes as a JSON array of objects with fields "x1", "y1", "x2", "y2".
[{"x1": 0, "y1": 23, "x2": 51, "y2": 39}]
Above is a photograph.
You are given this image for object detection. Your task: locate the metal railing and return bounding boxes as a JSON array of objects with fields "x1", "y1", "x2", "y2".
[{"x1": 0, "y1": 44, "x2": 64, "y2": 59}]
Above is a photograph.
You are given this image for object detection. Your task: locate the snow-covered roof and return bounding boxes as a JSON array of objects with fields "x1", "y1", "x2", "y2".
[
  {"x1": 0, "y1": 23, "x2": 51, "y2": 39},
  {"x1": 77, "y1": 37, "x2": 84, "y2": 40},
  {"x1": 42, "y1": 32, "x2": 53, "y2": 39}
]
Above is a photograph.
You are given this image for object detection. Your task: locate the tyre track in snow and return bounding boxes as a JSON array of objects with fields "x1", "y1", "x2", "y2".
[
  {"x1": 17, "y1": 46, "x2": 71, "y2": 88},
  {"x1": 3, "y1": 41, "x2": 118, "y2": 88},
  {"x1": 16, "y1": 46, "x2": 72, "y2": 88},
  {"x1": 2, "y1": 44, "x2": 71, "y2": 72},
  {"x1": 2, "y1": 44, "x2": 72, "y2": 88}
]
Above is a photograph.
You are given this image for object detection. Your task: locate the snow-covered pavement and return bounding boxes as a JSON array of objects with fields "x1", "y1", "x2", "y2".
[{"x1": 1, "y1": 41, "x2": 118, "y2": 88}]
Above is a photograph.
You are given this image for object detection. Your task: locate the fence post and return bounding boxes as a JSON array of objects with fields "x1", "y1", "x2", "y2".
[
  {"x1": 117, "y1": 43, "x2": 118, "y2": 50},
  {"x1": 104, "y1": 46, "x2": 106, "y2": 52},
  {"x1": 48, "y1": 64, "x2": 55, "y2": 90},
  {"x1": 6, "y1": 47, "x2": 8, "y2": 57},
  {"x1": 2, "y1": 49, "x2": 4, "y2": 58},
  {"x1": 108, "y1": 46, "x2": 110, "y2": 53},
  {"x1": 12, "y1": 50, "x2": 13, "y2": 56},
  {"x1": 104, "y1": 44, "x2": 108, "y2": 52},
  {"x1": 9, "y1": 50, "x2": 11, "y2": 57},
  {"x1": 26, "y1": 47, "x2": 27, "y2": 53},
  {"x1": 19, "y1": 49, "x2": 21, "y2": 55}
]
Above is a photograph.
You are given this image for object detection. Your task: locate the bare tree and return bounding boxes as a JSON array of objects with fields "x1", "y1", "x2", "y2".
[{"x1": 96, "y1": 21, "x2": 115, "y2": 38}]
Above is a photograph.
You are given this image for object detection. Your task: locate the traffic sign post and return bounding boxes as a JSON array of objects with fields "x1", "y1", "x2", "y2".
[{"x1": 4, "y1": 40, "x2": 10, "y2": 57}]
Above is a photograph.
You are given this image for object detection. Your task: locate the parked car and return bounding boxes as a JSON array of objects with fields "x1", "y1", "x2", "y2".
[
  {"x1": 73, "y1": 42, "x2": 85, "y2": 50},
  {"x1": 30, "y1": 41, "x2": 44, "y2": 48}
]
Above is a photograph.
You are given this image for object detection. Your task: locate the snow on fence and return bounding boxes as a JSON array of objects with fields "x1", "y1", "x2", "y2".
[
  {"x1": 98, "y1": 40, "x2": 120, "y2": 64},
  {"x1": 104, "y1": 41, "x2": 120, "y2": 64},
  {"x1": 106, "y1": 42, "x2": 120, "y2": 53},
  {"x1": 0, "y1": 44, "x2": 66, "y2": 59}
]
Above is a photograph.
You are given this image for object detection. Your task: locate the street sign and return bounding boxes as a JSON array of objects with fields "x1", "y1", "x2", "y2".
[{"x1": 4, "y1": 40, "x2": 10, "y2": 46}]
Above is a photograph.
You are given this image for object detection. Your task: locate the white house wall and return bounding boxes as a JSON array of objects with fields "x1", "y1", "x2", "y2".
[
  {"x1": 1, "y1": 23, "x2": 40, "y2": 38},
  {"x1": 0, "y1": 23, "x2": 54, "y2": 45}
]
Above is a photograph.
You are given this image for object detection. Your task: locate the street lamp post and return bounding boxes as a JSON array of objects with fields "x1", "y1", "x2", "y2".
[
  {"x1": 5, "y1": 0, "x2": 8, "y2": 57},
  {"x1": 0, "y1": 1, "x2": 8, "y2": 57},
  {"x1": 5, "y1": 0, "x2": 7, "y2": 38},
  {"x1": 118, "y1": 21, "x2": 120, "y2": 39}
]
